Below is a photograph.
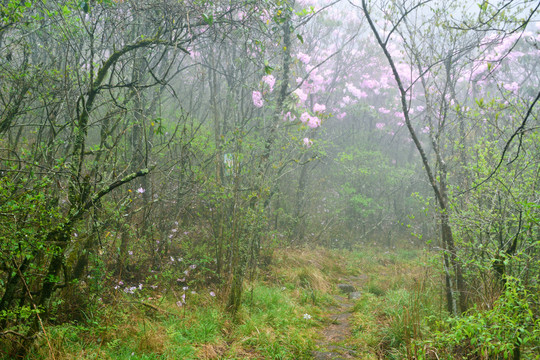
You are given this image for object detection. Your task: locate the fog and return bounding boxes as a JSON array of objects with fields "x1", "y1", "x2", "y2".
[{"x1": 1, "y1": 0, "x2": 539, "y2": 358}]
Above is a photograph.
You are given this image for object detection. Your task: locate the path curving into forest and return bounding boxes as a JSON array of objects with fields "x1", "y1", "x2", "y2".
[{"x1": 312, "y1": 275, "x2": 368, "y2": 359}]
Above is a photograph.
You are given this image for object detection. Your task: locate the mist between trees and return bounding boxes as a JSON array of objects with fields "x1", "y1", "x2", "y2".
[{"x1": 0, "y1": 0, "x2": 539, "y2": 358}]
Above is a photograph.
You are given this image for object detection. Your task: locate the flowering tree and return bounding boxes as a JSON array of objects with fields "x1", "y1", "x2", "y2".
[{"x1": 360, "y1": 0, "x2": 540, "y2": 325}]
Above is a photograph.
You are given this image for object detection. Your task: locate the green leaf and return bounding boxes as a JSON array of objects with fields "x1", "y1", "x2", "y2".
[
  {"x1": 297, "y1": 34, "x2": 304, "y2": 44},
  {"x1": 202, "y1": 13, "x2": 213, "y2": 26},
  {"x1": 264, "y1": 65, "x2": 274, "y2": 75}
]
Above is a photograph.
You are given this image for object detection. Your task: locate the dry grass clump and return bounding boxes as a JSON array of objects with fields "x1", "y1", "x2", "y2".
[
  {"x1": 135, "y1": 323, "x2": 168, "y2": 354},
  {"x1": 196, "y1": 341, "x2": 228, "y2": 359},
  {"x1": 269, "y1": 247, "x2": 349, "y2": 292}
]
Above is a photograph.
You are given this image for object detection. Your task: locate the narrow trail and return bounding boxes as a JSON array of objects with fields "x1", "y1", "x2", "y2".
[{"x1": 312, "y1": 275, "x2": 368, "y2": 360}]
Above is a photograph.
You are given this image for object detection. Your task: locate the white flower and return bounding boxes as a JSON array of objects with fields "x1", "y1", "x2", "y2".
[{"x1": 303, "y1": 313, "x2": 312, "y2": 320}]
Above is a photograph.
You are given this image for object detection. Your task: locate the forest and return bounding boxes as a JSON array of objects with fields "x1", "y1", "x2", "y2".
[{"x1": 0, "y1": 0, "x2": 539, "y2": 358}]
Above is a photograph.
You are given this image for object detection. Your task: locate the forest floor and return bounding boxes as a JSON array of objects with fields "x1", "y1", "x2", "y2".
[{"x1": 15, "y1": 246, "x2": 440, "y2": 360}]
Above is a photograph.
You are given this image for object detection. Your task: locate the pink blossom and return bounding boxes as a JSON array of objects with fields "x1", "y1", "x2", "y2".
[
  {"x1": 376, "y1": 122, "x2": 386, "y2": 130},
  {"x1": 416, "y1": 105, "x2": 425, "y2": 112},
  {"x1": 293, "y1": 88, "x2": 308, "y2": 103},
  {"x1": 300, "y1": 112, "x2": 310, "y2": 123},
  {"x1": 297, "y1": 52, "x2": 311, "y2": 64},
  {"x1": 190, "y1": 51, "x2": 201, "y2": 61},
  {"x1": 422, "y1": 126, "x2": 430, "y2": 133},
  {"x1": 303, "y1": 137, "x2": 313, "y2": 147},
  {"x1": 283, "y1": 112, "x2": 296, "y2": 121},
  {"x1": 394, "y1": 111, "x2": 405, "y2": 119},
  {"x1": 260, "y1": 9, "x2": 271, "y2": 23},
  {"x1": 503, "y1": 81, "x2": 519, "y2": 93},
  {"x1": 262, "y1": 75, "x2": 276, "y2": 92},
  {"x1": 137, "y1": 187, "x2": 145, "y2": 194},
  {"x1": 236, "y1": 10, "x2": 246, "y2": 21},
  {"x1": 210, "y1": 291, "x2": 216, "y2": 297},
  {"x1": 307, "y1": 116, "x2": 321, "y2": 128},
  {"x1": 378, "y1": 107, "x2": 390, "y2": 114},
  {"x1": 252, "y1": 91, "x2": 263, "y2": 107},
  {"x1": 361, "y1": 79, "x2": 379, "y2": 89},
  {"x1": 346, "y1": 83, "x2": 367, "y2": 99},
  {"x1": 336, "y1": 112, "x2": 347, "y2": 120},
  {"x1": 310, "y1": 73, "x2": 326, "y2": 92},
  {"x1": 313, "y1": 103, "x2": 326, "y2": 112}
]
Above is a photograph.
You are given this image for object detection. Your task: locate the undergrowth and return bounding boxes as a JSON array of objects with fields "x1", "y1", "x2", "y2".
[{"x1": 6, "y1": 246, "x2": 531, "y2": 360}]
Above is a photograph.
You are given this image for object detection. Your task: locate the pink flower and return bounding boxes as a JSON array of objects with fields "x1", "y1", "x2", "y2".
[
  {"x1": 297, "y1": 52, "x2": 311, "y2": 64},
  {"x1": 361, "y1": 79, "x2": 379, "y2": 89},
  {"x1": 262, "y1": 75, "x2": 276, "y2": 92},
  {"x1": 336, "y1": 112, "x2": 346, "y2": 120},
  {"x1": 376, "y1": 122, "x2": 386, "y2": 130},
  {"x1": 503, "y1": 82, "x2": 519, "y2": 93},
  {"x1": 346, "y1": 83, "x2": 367, "y2": 99},
  {"x1": 293, "y1": 88, "x2": 308, "y2": 103},
  {"x1": 422, "y1": 126, "x2": 430, "y2": 133},
  {"x1": 378, "y1": 107, "x2": 390, "y2": 114},
  {"x1": 313, "y1": 103, "x2": 326, "y2": 113},
  {"x1": 303, "y1": 138, "x2": 313, "y2": 148},
  {"x1": 252, "y1": 91, "x2": 263, "y2": 108},
  {"x1": 307, "y1": 116, "x2": 321, "y2": 128},
  {"x1": 283, "y1": 111, "x2": 296, "y2": 122},
  {"x1": 137, "y1": 187, "x2": 145, "y2": 194},
  {"x1": 300, "y1": 112, "x2": 310, "y2": 123},
  {"x1": 210, "y1": 291, "x2": 216, "y2": 297}
]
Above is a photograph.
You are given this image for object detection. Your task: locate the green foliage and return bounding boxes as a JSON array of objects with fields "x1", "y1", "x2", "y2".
[{"x1": 419, "y1": 278, "x2": 540, "y2": 359}]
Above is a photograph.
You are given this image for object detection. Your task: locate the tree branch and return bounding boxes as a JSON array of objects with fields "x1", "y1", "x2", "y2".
[
  {"x1": 463, "y1": 89, "x2": 540, "y2": 193},
  {"x1": 68, "y1": 168, "x2": 151, "y2": 225}
]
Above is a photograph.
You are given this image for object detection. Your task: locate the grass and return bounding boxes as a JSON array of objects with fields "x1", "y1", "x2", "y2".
[{"x1": 4, "y1": 246, "x2": 444, "y2": 360}]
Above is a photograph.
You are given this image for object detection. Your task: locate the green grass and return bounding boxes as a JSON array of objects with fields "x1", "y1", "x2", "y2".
[{"x1": 6, "y1": 246, "x2": 446, "y2": 360}]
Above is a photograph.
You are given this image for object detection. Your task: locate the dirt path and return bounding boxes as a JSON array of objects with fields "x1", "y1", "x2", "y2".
[{"x1": 312, "y1": 275, "x2": 368, "y2": 360}]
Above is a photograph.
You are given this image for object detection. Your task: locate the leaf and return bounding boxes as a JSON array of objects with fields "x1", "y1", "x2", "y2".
[
  {"x1": 297, "y1": 34, "x2": 304, "y2": 44},
  {"x1": 479, "y1": 1, "x2": 488, "y2": 12},
  {"x1": 264, "y1": 65, "x2": 274, "y2": 75},
  {"x1": 202, "y1": 13, "x2": 213, "y2": 26}
]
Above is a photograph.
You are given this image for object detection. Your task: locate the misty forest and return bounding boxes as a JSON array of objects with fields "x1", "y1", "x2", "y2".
[{"x1": 1, "y1": 0, "x2": 539, "y2": 359}]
